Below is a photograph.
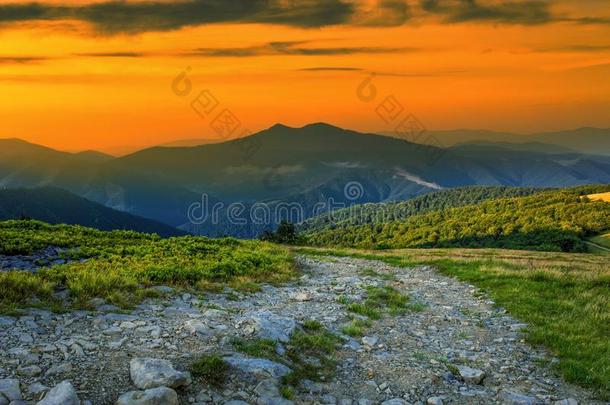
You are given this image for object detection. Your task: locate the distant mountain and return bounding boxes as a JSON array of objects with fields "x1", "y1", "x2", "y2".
[
  {"x1": 414, "y1": 127, "x2": 610, "y2": 156},
  {"x1": 2, "y1": 124, "x2": 610, "y2": 238},
  {"x1": 0, "y1": 187, "x2": 185, "y2": 237},
  {"x1": 159, "y1": 138, "x2": 223, "y2": 148}
]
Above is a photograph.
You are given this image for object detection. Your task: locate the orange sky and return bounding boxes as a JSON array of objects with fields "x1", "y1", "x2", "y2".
[{"x1": 0, "y1": 0, "x2": 609, "y2": 154}]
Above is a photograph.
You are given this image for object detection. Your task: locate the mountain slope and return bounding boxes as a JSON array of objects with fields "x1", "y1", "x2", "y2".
[
  {"x1": 300, "y1": 186, "x2": 543, "y2": 233},
  {"x1": 0, "y1": 187, "x2": 185, "y2": 236},
  {"x1": 305, "y1": 185, "x2": 610, "y2": 252}
]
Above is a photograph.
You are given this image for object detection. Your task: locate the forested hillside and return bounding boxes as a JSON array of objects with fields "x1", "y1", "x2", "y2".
[
  {"x1": 305, "y1": 185, "x2": 610, "y2": 252},
  {"x1": 300, "y1": 186, "x2": 542, "y2": 233}
]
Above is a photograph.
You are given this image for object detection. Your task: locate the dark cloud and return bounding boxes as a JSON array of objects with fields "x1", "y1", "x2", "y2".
[
  {"x1": 0, "y1": 0, "x2": 355, "y2": 34},
  {"x1": 421, "y1": 0, "x2": 552, "y2": 24},
  {"x1": 533, "y1": 44, "x2": 610, "y2": 53},
  {"x1": 189, "y1": 41, "x2": 414, "y2": 57},
  {"x1": 74, "y1": 52, "x2": 146, "y2": 58},
  {"x1": 0, "y1": 56, "x2": 50, "y2": 64}
]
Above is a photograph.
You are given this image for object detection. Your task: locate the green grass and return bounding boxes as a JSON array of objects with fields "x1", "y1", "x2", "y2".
[
  {"x1": 0, "y1": 220, "x2": 295, "y2": 314},
  {"x1": 191, "y1": 354, "x2": 229, "y2": 387},
  {"x1": 296, "y1": 246, "x2": 610, "y2": 399},
  {"x1": 342, "y1": 318, "x2": 372, "y2": 337},
  {"x1": 232, "y1": 338, "x2": 280, "y2": 361},
  {"x1": 588, "y1": 233, "x2": 610, "y2": 250}
]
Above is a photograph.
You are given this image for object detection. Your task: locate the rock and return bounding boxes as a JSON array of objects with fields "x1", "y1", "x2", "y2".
[
  {"x1": 116, "y1": 387, "x2": 179, "y2": 405},
  {"x1": 0, "y1": 380, "x2": 21, "y2": 401},
  {"x1": 499, "y1": 390, "x2": 537, "y2": 405},
  {"x1": 381, "y1": 399, "x2": 408, "y2": 405},
  {"x1": 0, "y1": 317, "x2": 16, "y2": 328},
  {"x1": 225, "y1": 401, "x2": 250, "y2": 405},
  {"x1": 45, "y1": 362, "x2": 72, "y2": 376},
  {"x1": 238, "y1": 311, "x2": 296, "y2": 342},
  {"x1": 361, "y1": 336, "x2": 378, "y2": 347},
  {"x1": 27, "y1": 383, "x2": 49, "y2": 398},
  {"x1": 184, "y1": 320, "x2": 211, "y2": 335},
  {"x1": 292, "y1": 292, "x2": 311, "y2": 301},
  {"x1": 456, "y1": 365, "x2": 485, "y2": 384},
  {"x1": 258, "y1": 397, "x2": 294, "y2": 405},
  {"x1": 129, "y1": 358, "x2": 191, "y2": 389},
  {"x1": 427, "y1": 397, "x2": 443, "y2": 405},
  {"x1": 225, "y1": 356, "x2": 291, "y2": 379},
  {"x1": 17, "y1": 365, "x2": 42, "y2": 377},
  {"x1": 36, "y1": 381, "x2": 79, "y2": 405},
  {"x1": 254, "y1": 379, "x2": 280, "y2": 398},
  {"x1": 88, "y1": 298, "x2": 106, "y2": 308},
  {"x1": 554, "y1": 399, "x2": 578, "y2": 405}
]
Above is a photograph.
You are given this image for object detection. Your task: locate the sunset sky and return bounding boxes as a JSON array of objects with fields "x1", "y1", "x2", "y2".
[{"x1": 1, "y1": 0, "x2": 609, "y2": 154}]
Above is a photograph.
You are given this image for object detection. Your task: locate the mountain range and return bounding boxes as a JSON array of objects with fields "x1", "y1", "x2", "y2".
[{"x1": 2, "y1": 123, "x2": 610, "y2": 237}]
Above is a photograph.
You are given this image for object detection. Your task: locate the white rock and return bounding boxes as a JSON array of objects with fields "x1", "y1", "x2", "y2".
[
  {"x1": 292, "y1": 292, "x2": 311, "y2": 301},
  {"x1": 184, "y1": 320, "x2": 211, "y2": 335},
  {"x1": 554, "y1": 400, "x2": 578, "y2": 405},
  {"x1": 130, "y1": 358, "x2": 191, "y2": 389},
  {"x1": 361, "y1": 336, "x2": 379, "y2": 347},
  {"x1": 116, "y1": 386, "x2": 179, "y2": 405},
  {"x1": 238, "y1": 311, "x2": 296, "y2": 342},
  {"x1": 427, "y1": 397, "x2": 443, "y2": 405},
  {"x1": 457, "y1": 365, "x2": 485, "y2": 384},
  {"x1": 36, "y1": 381, "x2": 79, "y2": 405}
]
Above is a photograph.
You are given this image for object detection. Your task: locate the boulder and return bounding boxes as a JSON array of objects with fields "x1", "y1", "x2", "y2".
[
  {"x1": 116, "y1": 387, "x2": 179, "y2": 405},
  {"x1": 0, "y1": 379, "x2": 21, "y2": 401},
  {"x1": 36, "y1": 381, "x2": 79, "y2": 405},
  {"x1": 456, "y1": 365, "x2": 485, "y2": 384},
  {"x1": 238, "y1": 311, "x2": 296, "y2": 342},
  {"x1": 499, "y1": 390, "x2": 537, "y2": 405},
  {"x1": 130, "y1": 358, "x2": 191, "y2": 389}
]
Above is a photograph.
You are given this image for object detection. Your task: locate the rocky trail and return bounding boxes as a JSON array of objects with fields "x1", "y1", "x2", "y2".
[{"x1": 0, "y1": 255, "x2": 600, "y2": 405}]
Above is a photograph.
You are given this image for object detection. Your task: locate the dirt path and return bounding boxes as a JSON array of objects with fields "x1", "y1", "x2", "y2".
[{"x1": 0, "y1": 255, "x2": 599, "y2": 404}]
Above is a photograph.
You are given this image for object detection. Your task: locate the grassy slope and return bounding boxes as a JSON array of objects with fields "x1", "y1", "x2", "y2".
[
  {"x1": 305, "y1": 185, "x2": 610, "y2": 252},
  {"x1": 296, "y1": 246, "x2": 610, "y2": 399},
  {"x1": 0, "y1": 221, "x2": 294, "y2": 314}
]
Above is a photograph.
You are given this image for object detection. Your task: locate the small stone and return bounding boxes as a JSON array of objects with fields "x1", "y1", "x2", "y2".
[
  {"x1": 554, "y1": 400, "x2": 578, "y2": 405},
  {"x1": 17, "y1": 365, "x2": 42, "y2": 377},
  {"x1": 36, "y1": 381, "x2": 79, "y2": 405},
  {"x1": 45, "y1": 363, "x2": 72, "y2": 376},
  {"x1": 130, "y1": 358, "x2": 191, "y2": 389},
  {"x1": 456, "y1": 365, "x2": 485, "y2": 384},
  {"x1": 499, "y1": 390, "x2": 537, "y2": 405},
  {"x1": 427, "y1": 397, "x2": 443, "y2": 405},
  {"x1": 27, "y1": 383, "x2": 49, "y2": 398},
  {"x1": 116, "y1": 387, "x2": 179, "y2": 405},
  {"x1": 292, "y1": 292, "x2": 311, "y2": 301},
  {"x1": 381, "y1": 399, "x2": 408, "y2": 405},
  {"x1": 361, "y1": 336, "x2": 378, "y2": 347}
]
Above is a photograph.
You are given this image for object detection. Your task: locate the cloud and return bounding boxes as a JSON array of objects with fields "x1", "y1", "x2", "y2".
[
  {"x1": 0, "y1": 0, "x2": 356, "y2": 34},
  {"x1": 298, "y1": 67, "x2": 364, "y2": 71},
  {"x1": 420, "y1": 0, "x2": 553, "y2": 24},
  {"x1": 189, "y1": 41, "x2": 414, "y2": 57},
  {"x1": 0, "y1": 56, "x2": 50, "y2": 64},
  {"x1": 533, "y1": 44, "x2": 610, "y2": 53},
  {"x1": 74, "y1": 52, "x2": 146, "y2": 58}
]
